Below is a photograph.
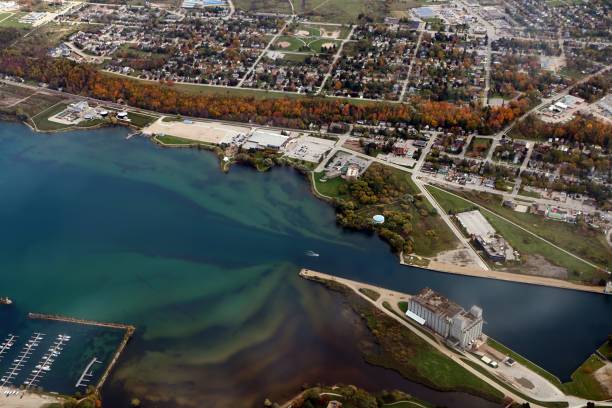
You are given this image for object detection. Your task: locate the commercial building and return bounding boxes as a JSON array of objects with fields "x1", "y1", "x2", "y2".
[
  {"x1": 243, "y1": 130, "x2": 289, "y2": 150},
  {"x1": 407, "y1": 288, "x2": 484, "y2": 349}
]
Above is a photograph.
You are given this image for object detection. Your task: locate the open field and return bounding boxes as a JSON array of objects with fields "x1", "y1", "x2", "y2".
[
  {"x1": 313, "y1": 171, "x2": 349, "y2": 199},
  {"x1": 297, "y1": 0, "x2": 389, "y2": 23},
  {"x1": 126, "y1": 111, "x2": 158, "y2": 128},
  {"x1": 561, "y1": 355, "x2": 610, "y2": 401},
  {"x1": 0, "y1": 83, "x2": 36, "y2": 108},
  {"x1": 425, "y1": 185, "x2": 606, "y2": 283},
  {"x1": 233, "y1": 0, "x2": 292, "y2": 14},
  {"x1": 0, "y1": 12, "x2": 30, "y2": 28}
]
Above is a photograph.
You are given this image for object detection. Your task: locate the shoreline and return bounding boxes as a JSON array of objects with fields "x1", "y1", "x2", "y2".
[
  {"x1": 401, "y1": 259, "x2": 607, "y2": 295},
  {"x1": 0, "y1": 117, "x2": 607, "y2": 296}
]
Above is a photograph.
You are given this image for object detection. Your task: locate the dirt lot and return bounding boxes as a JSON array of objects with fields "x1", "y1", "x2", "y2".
[
  {"x1": 504, "y1": 254, "x2": 569, "y2": 279},
  {"x1": 143, "y1": 117, "x2": 250, "y2": 144},
  {"x1": 594, "y1": 363, "x2": 612, "y2": 396},
  {"x1": 0, "y1": 83, "x2": 36, "y2": 108}
]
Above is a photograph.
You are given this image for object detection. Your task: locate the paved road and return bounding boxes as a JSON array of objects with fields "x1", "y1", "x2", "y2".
[
  {"x1": 316, "y1": 25, "x2": 356, "y2": 95},
  {"x1": 238, "y1": 18, "x2": 293, "y2": 87},
  {"x1": 413, "y1": 177, "x2": 490, "y2": 270},
  {"x1": 399, "y1": 27, "x2": 425, "y2": 102}
]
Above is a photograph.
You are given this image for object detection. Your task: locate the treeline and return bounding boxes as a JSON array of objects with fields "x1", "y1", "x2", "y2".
[
  {"x1": 514, "y1": 114, "x2": 612, "y2": 147},
  {"x1": 0, "y1": 54, "x2": 531, "y2": 133}
]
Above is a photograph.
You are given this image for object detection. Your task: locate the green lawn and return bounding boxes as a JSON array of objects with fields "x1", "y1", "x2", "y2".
[
  {"x1": 154, "y1": 134, "x2": 212, "y2": 146},
  {"x1": 313, "y1": 172, "x2": 349, "y2": 199},
  {"x1": 30, "y1": 103, "x2": 106, "y2": 131},
  {"x1": 426, "y1": 185, "x2": 608, "y2": 282},
  {"x1": 561, "y1": 355, "x2": 610, "y2": 400},
  {"x1": 359, "y1": 287, "x2": 381, "y2": 301},
  {"x1": 598, "y1": 340, "x2": 612, "y2": 360},
  {"x1": 274, "y1": 35, "x2": 309, "y2": 52},
  {"x1": 0, "y1": 12, "x2": 31, "y2": 28},
  {"x1": 126, "y1": 111, "x2": 158, "y2": 128},
  {"x1": 298, "y1": 0, "x2": 389, "y2": 23},
  {"x1": 232, "y1": 0, "x2": 292, "y2": 14},
  {"x1": 31, "y1": 103, "x2": 73, "y2": 131},
  {"x1": 427, "y1": 186, "x2": 476, "y2": 214},
  {"x1": 307, "y1": 38, "x2": 341, "y2": 53}
]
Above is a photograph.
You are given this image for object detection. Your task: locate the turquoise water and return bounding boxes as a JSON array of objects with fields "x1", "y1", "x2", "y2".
[{"x1": 0, "y1": 123, "x2": 610, "y2": 407}]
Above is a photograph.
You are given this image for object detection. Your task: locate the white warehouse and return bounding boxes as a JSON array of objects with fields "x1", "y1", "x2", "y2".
[{"x1": 407, "y1": 288, "x2": 484, "y2": 349}]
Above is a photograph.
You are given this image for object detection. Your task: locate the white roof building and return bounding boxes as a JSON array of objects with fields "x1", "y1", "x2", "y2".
[{"x1": 247, "y1": 130, "x2": 289, "y2": 150}]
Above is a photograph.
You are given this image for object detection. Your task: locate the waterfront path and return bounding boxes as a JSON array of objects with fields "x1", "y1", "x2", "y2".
[{"x1": 299, "y1": 269, "x2": 608, "y2": 408}]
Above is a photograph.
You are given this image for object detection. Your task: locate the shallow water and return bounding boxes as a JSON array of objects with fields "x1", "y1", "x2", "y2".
[{"x1": 0, "y1": 123, "x2": 610, "y2": 407}]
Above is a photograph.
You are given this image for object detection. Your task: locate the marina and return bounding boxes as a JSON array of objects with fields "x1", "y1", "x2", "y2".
[{"x1": 0, "y1": 310, "x2": 130, "y2": 398}]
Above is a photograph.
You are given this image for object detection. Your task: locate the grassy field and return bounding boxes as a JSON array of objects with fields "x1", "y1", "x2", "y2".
[
  {"x1": 297, "y1": 0, "x2": 389, "y2": 23},
  {"x1": 154, "y1": 134, "x2": 214, "y2": 146},
  {"x1": 30, "y1": 103, "x2": 73, "y2": 131},
  {"x1": 425, "y1": 185, "x2": 605, "y2": 282},
  {"x1": 466, "y1": 137, "x2": 493, "y2": 158},
  {"x1": 561, "y1": 355, "x2": 610, "y2": 400},
  {"x1": 233, "y1": 0, "x2": 292, "y2": 14},
  {"x1": 308, "y1": 38, "x2": 340, "y2": 52},
  {"x1": 30, "y1": 103, "x2": 106, "y2": 131},
  {"x1": 312, "y1": 171, "x2": 349, "y2": 199},
  {"x1": 598, "y1": 339, "x2": 612, "y2": 360},
  {"x1": 0, "y1": 12, "x2": 31, "y2": 28},
  {"x1": 359, "y1": 287, "x2": 381, "y2": 301},
  {"x1": 126, "y1": 111, "x2": 158, "y2": 128},
  {"x1": 274, "y1": 35, "x2": 308, "y2": 52}
]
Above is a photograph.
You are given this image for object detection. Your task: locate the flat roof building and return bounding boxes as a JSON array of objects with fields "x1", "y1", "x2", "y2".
[
  {"x1": 408, "y1": 288, "x2": 484, "y2": 349},
  {"x1": 244, "y1": 130, "x2": 289, "y2": 150},
  {"x1": 456, "y1": 210, "x2": 515, "y2": 262}
]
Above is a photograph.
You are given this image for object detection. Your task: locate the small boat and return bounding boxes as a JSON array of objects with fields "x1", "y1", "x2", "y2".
[
  {"x1": 0, "y1": 297, "x2": 12, "y2": 305},
  {"x1": 305, "y1": 250, "x2": 320, "y2": 257}
]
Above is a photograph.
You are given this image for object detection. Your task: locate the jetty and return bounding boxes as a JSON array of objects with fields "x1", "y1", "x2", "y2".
[{"x1": 28, "y1": 313, "x2": 135, "y2": 390}]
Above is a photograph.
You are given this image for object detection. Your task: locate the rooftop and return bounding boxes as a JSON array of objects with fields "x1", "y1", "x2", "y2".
[{"x1": 412, "y1": 287, "x2": 464, "y2": 318}]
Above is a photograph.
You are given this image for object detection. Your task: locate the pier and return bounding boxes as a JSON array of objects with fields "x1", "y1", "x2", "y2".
[
  {"x1": 76, "y1": 357, "x2": 101, "y2": 388},
  {"x1": 28, "y1": 313, "x2": 135, "y2": 390}
]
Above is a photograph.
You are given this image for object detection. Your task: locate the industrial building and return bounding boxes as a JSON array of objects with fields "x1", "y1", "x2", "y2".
[
  {"x1": 456, "y1": 210, "x2": 515, "y2": 262},
  {"x1": 406, "y1": 288, "x2": 484, "y2": 349}
]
